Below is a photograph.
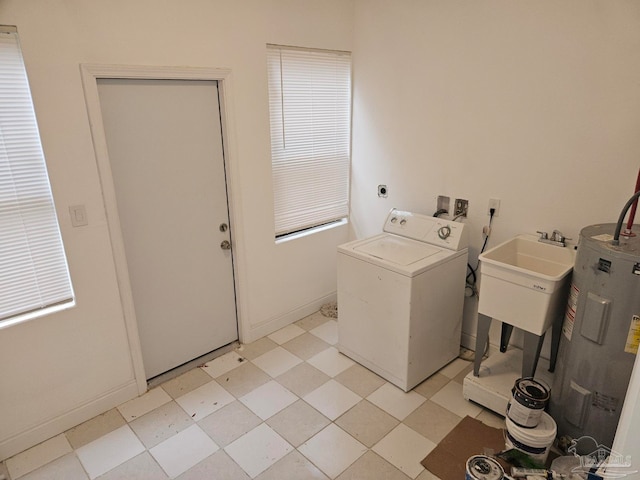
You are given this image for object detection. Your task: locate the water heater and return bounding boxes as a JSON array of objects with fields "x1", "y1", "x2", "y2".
[{"x1": 549, "y1": 223, "x2": 640, "y2": 449}]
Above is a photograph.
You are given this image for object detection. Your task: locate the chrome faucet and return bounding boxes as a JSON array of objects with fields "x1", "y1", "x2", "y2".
[{"x1": 536, "y1": 230, "x2": 568, "y2": 247}]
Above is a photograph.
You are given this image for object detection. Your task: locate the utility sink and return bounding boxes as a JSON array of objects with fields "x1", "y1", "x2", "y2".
[{"x1": 478, "y1": 234, "x2": 576, "y2": 335}]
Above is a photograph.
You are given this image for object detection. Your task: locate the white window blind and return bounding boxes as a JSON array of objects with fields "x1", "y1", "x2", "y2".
[
  {"x1": 267, "y1": 45, "x2": 351, "y2": 237},
  {"x1": 0, "y1": 26, "x2": 74, "y2": 323}
]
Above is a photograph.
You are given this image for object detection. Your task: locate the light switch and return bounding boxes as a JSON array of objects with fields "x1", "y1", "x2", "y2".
[{"x1": 69, "y1": 204, "x2": 88, "y2": 227}]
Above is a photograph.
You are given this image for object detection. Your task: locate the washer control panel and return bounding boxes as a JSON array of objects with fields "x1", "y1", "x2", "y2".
[{"x1": 383, "y1": 208, "x2": 468, "y2": 251}]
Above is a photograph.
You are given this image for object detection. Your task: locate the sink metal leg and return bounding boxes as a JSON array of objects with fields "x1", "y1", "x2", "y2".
[
  {"x1": 500, "y1": 323, "x2": 514, "y2": 352},
  {"x1": 522, "y1": 331, "x2": 545, "y2": 378},
  {"x1": 549, "y1": 315, "x2": 563, "y2": 372},
  {"x1": 474, "y1": 314, "x2": 492, "y2": 377}
]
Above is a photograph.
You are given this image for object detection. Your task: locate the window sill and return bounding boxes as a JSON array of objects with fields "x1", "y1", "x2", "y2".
[
  {"x1": 275, "y1": 218, "x2": 348, "y2": 245},
  {"x1": 0, "y1": 300, "x2": 77, "y2": 330}
]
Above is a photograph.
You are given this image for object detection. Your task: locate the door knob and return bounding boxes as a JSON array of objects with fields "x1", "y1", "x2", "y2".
[{"x1": 220, "y1": 240, "x2": 231, "y2": 250}]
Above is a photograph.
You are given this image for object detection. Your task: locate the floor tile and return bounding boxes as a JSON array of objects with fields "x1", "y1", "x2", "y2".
[
  {"x1": 214, "y1": 361, "x2": 271, "y2": 398},
  {"x1": 129, "y1": 401, "x2": 194, "y2": 449},
  {"x1": 281, "y1": 332, "x2": 331, "y2": 360},
  {"x1": 403, "y1": 401, "x2": 462, "y2": 444},
  {"x1": 335, "y1": 400, "x2": 399, "y2": 448},
  {"x1": 149, "y1": 424, "x2": 218, "y2": 479},
  {"x1": 413, "y1": 373, "x2": 450, "y2": 400},
  {"x1": 175, "y1": 450, "x2": 250, "y2": 480},
  {"x1": 5, "y1": 309, "x2": 498, "y2": 480},
  {"x1": 239, "y1": 380, "x2": 298, "y2": 420},
  {"x1": 366, "y1": 383, "x2": 426, "y2": 420},
  {"x1": 307, "y1": 347, "x2": 355, "y2": 377},
  {"x1": 416, "y1": 468, "x2": 442, "y2": 480},
  {"x1": 224, "y1": 424, "x2": 293, "y2": 478},
  {"x1": 66, "y1": 409, "x2": 126, "y2": 450},
  {"x1": 295, "y1": 312, "x2": 330, "y2": 331},
  {"x1": 309, "y1": 320, "x2": 338, "y2": 345},
  {"x1": 372, "y1": 424, "x2": 435, "y2": 479},
  {"x1": 18, "y1": 453, "x2": 88, "y2": 480},
  {"x1": 276, "y1": 362, "x2": 331, "y2": 397},
  {"x1": 438, "y1": 358, "x2": 472, "y2": 379},
  {"x1": 430, "y1": 381, "x2": 483, "y2": 418},
  {"x1": 453, "y1": 362, "x2": 474, "y2": 384},
  {"x1": 117, "y1": 388, "x2": 172, "y2": 423},
  {"x1": 174, "y1": 380, "x2": 234, "y2": 421},
  {"x1": 475, "y1": 409, "x2": 506, "y2": 430},
  {"x1": 97, "y1": 452, "x2": 168, "y2": 480},
  {"x1": 236, "y1": 337, "x2": 278, "y2": 360},
  {"x1": 252, "y1": 346, "x2": 303, "y2": 378},
  {"x1": 201, "y1": 351, "x2": 247, "y2": 379},
  {"x1": 336, "y1": 451, "x2": 411, "y2": 480},
  {"x1": 76, "y1": 425, "x2": 145, "y2": 479},
  {"x1": 334, "y1": 363, "x2": 386, "y2": 398},
  {"x1": 7, "y1": 433, "x2": 73, "y2": 479},
  {"x1": 298, "y1": 424, "x2": 367, "y2": 479},
  {"x1": 197, "y1": 400, "x2": 262, "y2": 447},
  {"x1": 255, "y1": 450, "x2": 329, "y2": 480},
  {"x1": 303, "y1": 379, "x2": 361, "y2": 421},
  {"x1": 266, "y1": 400, "x2": 330, "y2": 447},
  {"x1": 268, "y1": 323, "x2": 306, "y2": 345},
  {"x1": 161, "y1": 368, "x2": 213, "y2": 399}
]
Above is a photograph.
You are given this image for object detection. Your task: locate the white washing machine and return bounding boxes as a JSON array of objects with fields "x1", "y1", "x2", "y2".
[{"x1": 337, "y1": 209, "x2": 468, "y2": 392}]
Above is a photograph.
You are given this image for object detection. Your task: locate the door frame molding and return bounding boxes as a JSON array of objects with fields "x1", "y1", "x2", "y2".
[{"x1": 80, "y1": 64, "x2": 244, "y2": 393}]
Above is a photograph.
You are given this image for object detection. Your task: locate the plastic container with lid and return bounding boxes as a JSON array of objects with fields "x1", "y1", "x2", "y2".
[{"x1": 505, "y1": 411, "x2": 557, "y2": 465}]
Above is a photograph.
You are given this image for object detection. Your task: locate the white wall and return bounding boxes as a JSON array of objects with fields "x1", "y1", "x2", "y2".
[
  {"x1": 350, "y1": 0, "x2": 640, "y2": 461},
  {"x1": 351, "y1": 0, "x2": 640, "y2": 347},
  {"x1": 0, "y1": 0, "x2": 353, "y2": 460}
]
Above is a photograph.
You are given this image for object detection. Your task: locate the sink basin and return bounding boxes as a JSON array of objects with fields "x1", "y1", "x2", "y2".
[{"x1": 478, "y1": 234, "x2": 576, "y2": 335}]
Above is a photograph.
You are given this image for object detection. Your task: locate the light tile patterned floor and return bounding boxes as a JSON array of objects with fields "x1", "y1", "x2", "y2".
[{"x1": 4, "y1": 311, "x2": 506, "y2": 480}]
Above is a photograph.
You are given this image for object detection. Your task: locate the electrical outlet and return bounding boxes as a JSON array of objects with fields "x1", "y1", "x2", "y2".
[
  {"x1": 454, "y1": 198, "x2": 468, "y2": 217},
  {"x1": 488, "y1": 198, "x2": 500, "y2": 217}
]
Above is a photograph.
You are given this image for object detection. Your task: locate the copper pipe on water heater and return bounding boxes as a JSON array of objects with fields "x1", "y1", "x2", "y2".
[{"x1": 620, "y1": 167, "x2": 640, "y2": 237}]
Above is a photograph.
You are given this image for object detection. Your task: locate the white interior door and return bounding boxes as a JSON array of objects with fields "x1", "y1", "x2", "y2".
[{"x1": 97, "y1": 78, "x2": 237, "y2": 379}]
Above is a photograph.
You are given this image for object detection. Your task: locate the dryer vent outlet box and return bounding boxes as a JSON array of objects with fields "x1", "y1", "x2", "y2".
[{"x1": 437, "y1": 196, "x2": 450, "y2": 214}]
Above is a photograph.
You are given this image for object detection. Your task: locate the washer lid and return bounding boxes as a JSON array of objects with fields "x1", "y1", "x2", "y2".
[{"x1": 354, "y1": 235, "x2": 440, "y2": 265}]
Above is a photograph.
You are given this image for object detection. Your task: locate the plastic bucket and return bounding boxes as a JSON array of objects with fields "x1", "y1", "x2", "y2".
[
  {"x1": 506, "y1": 377, "x2": 550, "y2": 428},
  {"x1": 466, "y1": 455, "x2": 504, "y2": 480},
  {"x1": 505, "y1": 411, "x2": 557, "y2": 465}
]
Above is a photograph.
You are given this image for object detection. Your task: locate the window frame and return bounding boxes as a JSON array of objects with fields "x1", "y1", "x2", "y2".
[
  {"x1": 267, "y1": 44, "x2": 352, "y2": 239},
  {"x1": 0, "y1": 25, "x2": 75, "y2": 328}
]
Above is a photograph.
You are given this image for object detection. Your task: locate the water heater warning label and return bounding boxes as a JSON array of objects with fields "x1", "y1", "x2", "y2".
[
  {"x1": 592, "y1": 391, "x2": 619, "y2": 412},
  {"x1": 591, "y1": 233, "x2": 615, "y2": 242},
  {"x1": 624, "y1": 315, "x2": 640, "y2": 355},
  {"x1": 562, "y1": 284, "x2": 579, "y2": 341}
]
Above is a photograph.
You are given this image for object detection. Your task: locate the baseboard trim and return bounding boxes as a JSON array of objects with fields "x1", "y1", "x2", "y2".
[
  {"x1": 242, "y1": 292, "x2": 336, "y2": 344},
  {"x1": 0, "y1": 380, "x2": 139, "y2": 461},
  {"x1": 461, "y1": 331, "x2": 477, "y2": 351}
]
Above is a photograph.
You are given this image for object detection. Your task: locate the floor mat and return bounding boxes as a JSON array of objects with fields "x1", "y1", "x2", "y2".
[{"x1": 421, "y1": 415, "x2": 507, "y2": 480}]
